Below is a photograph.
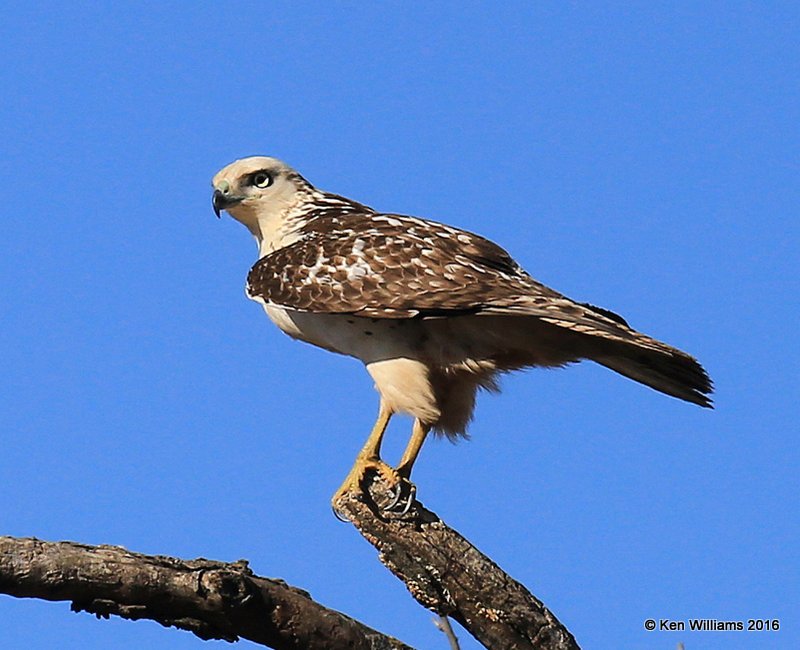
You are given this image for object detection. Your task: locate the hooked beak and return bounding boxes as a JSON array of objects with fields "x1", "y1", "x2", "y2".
[{"x1": 212, "y1": 188, "x2": 244, "y2": 218}]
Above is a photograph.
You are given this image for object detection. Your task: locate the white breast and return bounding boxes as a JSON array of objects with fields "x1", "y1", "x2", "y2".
[{"x1": 261, "y1": 304, "x2": 422, "y2": 363}]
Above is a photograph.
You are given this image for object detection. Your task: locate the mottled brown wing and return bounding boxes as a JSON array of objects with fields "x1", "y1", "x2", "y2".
[
  {"x1": 247, "y1": 211, "x2": 645, "y2": 342},
  {"x1": 246, "y1": 212, "x2": 563, "y2": 318},
  {"x1": 247, "y1": 210, "x2": 712, "y2": 404},
  {"x1": 247, "y1": 209, "x2": 668, "y2": 350}
]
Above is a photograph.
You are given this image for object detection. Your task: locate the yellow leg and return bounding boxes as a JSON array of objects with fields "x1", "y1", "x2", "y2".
[
  {"x1": 396, "y1": 419, "x2": 431, "y2": 480},
  {"x1": 331, "y1": 401, "x2": 399, "y2": 506}
]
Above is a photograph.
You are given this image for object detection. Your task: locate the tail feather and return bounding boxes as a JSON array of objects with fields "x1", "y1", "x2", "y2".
[
  {"x1": 593, "y1": 342, "x2": 713, "y2": 407},
  {"x1": 484, "y1": 296, "x2": 714, "y2": 407}
]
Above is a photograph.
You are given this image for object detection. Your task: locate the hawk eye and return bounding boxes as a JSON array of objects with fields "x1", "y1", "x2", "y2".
[{"x1": 252, "y1": 171, "x2": 273, "y2": 188}]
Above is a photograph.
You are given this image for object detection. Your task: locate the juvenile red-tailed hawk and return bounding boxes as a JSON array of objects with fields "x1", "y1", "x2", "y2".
[{"x1": 212, "y1": 156, "x2": 712, "y2": 510}]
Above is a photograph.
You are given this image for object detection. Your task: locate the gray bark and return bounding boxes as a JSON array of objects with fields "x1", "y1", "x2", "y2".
[
  {"x1": 334, "y1": 477, "x2": 580, "y2": 650},
  {"x1": 1, "y1": 478, "x2": 580, "y2": 650},
  {"x1": 0, "y1": 536, "x2": 413, "y2": 650}
]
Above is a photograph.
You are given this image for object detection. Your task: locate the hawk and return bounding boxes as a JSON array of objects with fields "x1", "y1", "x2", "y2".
[{"x1": 212, "y1": 156, "x2": 712, "y2": 510}]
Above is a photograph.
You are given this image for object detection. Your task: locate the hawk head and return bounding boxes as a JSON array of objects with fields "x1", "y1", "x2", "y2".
[{"x1": 211, "y1": 156, "x2": 311, "y2": 229}]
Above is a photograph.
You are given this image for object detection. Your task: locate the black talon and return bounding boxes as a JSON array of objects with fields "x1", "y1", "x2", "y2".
[
  {"x1": 396, "y1": 484, "x2": 416, "y2": 516},
  {"x1": 384, "y1": 481, "x2": 405, "y2": 510},
  {"x1": 331, "y1": 505, "x2": 351, "y2": 523},
  {"x1": 383, "y1": 480, "x2": 416, "y2": 517}
]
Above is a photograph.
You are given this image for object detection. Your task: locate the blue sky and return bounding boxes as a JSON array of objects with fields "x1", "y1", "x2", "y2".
[{"x1": 1, "y1": 3, "x2": 798, "y2": 649}]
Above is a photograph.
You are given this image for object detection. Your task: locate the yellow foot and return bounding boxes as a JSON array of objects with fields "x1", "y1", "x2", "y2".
[
  {"x1": 331, "y1": 456, "x2": 400, "y2": 506},
  {"x1": 331, "y1": 456, "x2": 417, "y2": 517}
]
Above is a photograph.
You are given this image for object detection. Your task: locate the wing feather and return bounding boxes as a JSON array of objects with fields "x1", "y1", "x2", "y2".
[
  {"x1": 247, "y1": 210, "x2": 647, "y2": 348},
  {"x1": 246, "y1": 211, "x2": 561, "y2": 318},
  {"x1": 246, "y1": 205, "x2": 712, "y2": 406}
]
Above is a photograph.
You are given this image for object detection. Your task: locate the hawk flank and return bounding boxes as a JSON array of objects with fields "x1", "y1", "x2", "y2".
[{"x1": 212, "y1": 156, "x2": 713, "y2": 508}]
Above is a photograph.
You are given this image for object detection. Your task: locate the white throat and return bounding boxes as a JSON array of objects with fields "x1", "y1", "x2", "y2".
[
  {"x1": 229, "y1": 196, "x2": 311, "y2": 259},
  {"x1": 255, "y1": 211, "x2": 302, "y2": 258}
]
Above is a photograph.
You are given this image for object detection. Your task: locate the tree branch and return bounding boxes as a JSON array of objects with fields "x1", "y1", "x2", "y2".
[
  {"x1": 0, "y1": 536, "x2": 412, "y2": 650},
  {"x1": 434, "y1": 614, "x2": 462, "y2": 650},
  {"x1": 2, "y1": 479, "x2": 580, "y2": 650},
  {"x1": 334, "y1": 478, "x2": 580, "y2": 650}
]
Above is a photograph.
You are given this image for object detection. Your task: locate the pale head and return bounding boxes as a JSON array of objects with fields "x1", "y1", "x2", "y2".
[{"x1": 211, "y1": 156, "x2": 313, "y2": 244}]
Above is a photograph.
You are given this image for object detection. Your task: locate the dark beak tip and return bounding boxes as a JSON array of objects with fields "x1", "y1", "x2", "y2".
[
  {"x1": 212, "y1": 190, "x2": 223, "y2": 219},
  {"x1": 213, "y1": 188, "x2": 244, "y2": 219}
]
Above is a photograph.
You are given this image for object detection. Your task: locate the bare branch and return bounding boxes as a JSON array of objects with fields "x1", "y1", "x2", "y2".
[
  {"x1": 433, "y1": 615, "x2": 462, "y2": 650},
  {"x1": 2, "y1": 478, "x2": 580, "y2": 650},
  {"x1": 334, "y1": 478, "x2": 580, "y2": 650},
  {"x1": 0, "y1": 536, "x2": 413, "y2": 650}
]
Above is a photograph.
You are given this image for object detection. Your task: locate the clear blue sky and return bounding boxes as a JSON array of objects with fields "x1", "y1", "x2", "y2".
[{"x1": 2, "y1": 3, "x2": 797, "y2": 649}]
